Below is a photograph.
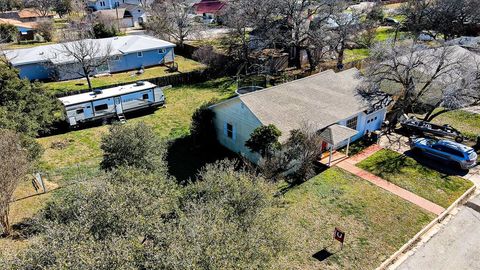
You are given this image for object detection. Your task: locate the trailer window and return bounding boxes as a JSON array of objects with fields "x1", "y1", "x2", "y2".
[
  {"x1": 95, "y1": 104, "x2": 108, "y2": 111},
  {"x1": 142, "y1": 93, "x2": 149, "y2": 100},
  {"x1": 76, "y1": 109, "x2": 84, "y2": 114},
  {"x1": 226, "y1": 123, "x2": 233, "y2": 138}
]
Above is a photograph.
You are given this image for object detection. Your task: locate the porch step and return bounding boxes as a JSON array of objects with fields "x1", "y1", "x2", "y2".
[{"x1": 117, "y1": 114, "x2": 127, "y2": 123}]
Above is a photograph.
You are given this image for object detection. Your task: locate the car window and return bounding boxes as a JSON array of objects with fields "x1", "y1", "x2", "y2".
[{"x1": 443, "y1": 147, "x2": 464, "y2": 158}]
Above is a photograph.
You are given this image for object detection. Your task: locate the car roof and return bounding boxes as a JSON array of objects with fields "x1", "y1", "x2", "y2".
[{"x1": 437, "y1": 140, "x2": 473, "y2": 152}]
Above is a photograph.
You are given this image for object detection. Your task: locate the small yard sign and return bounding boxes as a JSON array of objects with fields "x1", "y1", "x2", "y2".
[{"x1": 333, "y1": 227, "x2": 345, "y2": 249}]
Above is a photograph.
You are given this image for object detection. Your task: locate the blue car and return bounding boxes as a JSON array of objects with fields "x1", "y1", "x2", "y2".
[{"x1": 410, "y1": 138, "x2": 478, "y2": 170}]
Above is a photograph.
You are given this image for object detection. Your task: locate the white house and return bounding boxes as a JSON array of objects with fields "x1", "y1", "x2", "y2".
[{"x1": 210, "y1": 68, "x2": 387, "y2": 163}]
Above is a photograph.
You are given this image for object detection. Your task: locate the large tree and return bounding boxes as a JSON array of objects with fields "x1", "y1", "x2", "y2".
[
  {"x1": 329, "y1": 8, "x2": 363, "y2": 69},
  {"x1": 55, "y1": 30, "x2": 112, "y2": 91},
  {"x1": 0, "y1": 130, "x2": 30, "y2": 236},
  {"x1": 402, "y1": 0, "x2": 480, "y2": 40},
  {"x1": 358, "y1": 41, "x2": 480, "y2": 126},
  {"x1": 148, "y1": 0, "x2": 198, "y2": 47},
  {"x1": 0, "y1": 62, "x2": 62, "y2": 137},
  {"x1": 275, "y1": 0, "x2": 337, "y2": 69}
]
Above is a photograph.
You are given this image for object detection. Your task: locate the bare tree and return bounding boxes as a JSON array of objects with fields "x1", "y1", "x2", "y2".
[
  {"x1": 54, "y1": 30, "x2": 112, "y2": 90},
  {"x1": 358, "y1": 41, "x2": 480, "y2": 126},
  {"x1": 148, "y1": 0, "x2": 198, "y2": 47},
  {"x1": 275, "y1": 0, "x2": 336, "y2": 69},
  {"x1": 402, "y1": 0, "x2": 480, "y2": 41},
  {"x1": 259, "y1": 123, "x2": 323, "y2": 183},
  {"x1": 329, "y1": 7, "x2": 363, "y2": 69},
  {"x1": 0, "y1": 130, "x2": 30, "y2": 236},
  {"x1": 24, "y1": 0, "x2": 55, "y2": 17}
]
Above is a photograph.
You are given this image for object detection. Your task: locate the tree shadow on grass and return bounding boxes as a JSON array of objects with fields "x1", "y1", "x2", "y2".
[{"x1": 166, "y1": 136, "x2": 240, "y2": 184}]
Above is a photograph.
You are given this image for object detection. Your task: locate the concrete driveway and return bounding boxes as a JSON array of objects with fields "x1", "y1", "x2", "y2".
[{"x1": 396, "y1": 193, "x2": 480, "y2": 270}]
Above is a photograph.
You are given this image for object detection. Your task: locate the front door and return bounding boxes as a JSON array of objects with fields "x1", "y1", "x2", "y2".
[{"x1": 114, "y1": 97, "x2": 123, "y2": 114}]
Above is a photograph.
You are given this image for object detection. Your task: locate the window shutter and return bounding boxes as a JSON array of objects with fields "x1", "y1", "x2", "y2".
[
  {"x1": 232, "y1": 126, "x2": 237, "y2": 141},
  {"x1": 223, "y1": 122, "x2": 227, "y2": 136}
]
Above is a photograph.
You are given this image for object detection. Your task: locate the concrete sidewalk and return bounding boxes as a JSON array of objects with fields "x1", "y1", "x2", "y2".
[{"x1": 396, "y1": 193, "x2": 480, "y2": 270}]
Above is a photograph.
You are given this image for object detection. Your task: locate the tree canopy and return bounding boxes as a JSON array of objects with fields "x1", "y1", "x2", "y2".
[
  {"x1": 2, "y1": 161, "x2": 287, "y2": 269},
  {"x1": 0, "y1": 62, "x2": 62, "y2": 137}
]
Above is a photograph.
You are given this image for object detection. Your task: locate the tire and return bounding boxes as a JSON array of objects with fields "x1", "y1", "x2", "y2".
[{"x1": 455, "y1": 136, "x2": 464, "y2": 143}]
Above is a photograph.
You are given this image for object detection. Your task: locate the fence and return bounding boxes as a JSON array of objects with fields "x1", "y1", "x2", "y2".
[{"x1": 55, "y1": 70, "x2": 211, "y2": 98}]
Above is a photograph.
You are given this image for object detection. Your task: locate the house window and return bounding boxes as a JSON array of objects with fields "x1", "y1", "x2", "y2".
[
  {"x1": 95, "y1": 104, "x2": 108, "y2": 111},
  {"x1": 226, "y1": 123, "x2": 233, "y2": 139},
  {"x1": 137, "y1": 51, "x2": 143, "y2": 57},
  {"x1": 142, "y1": 93, "x2": 149, "y2": 100},
  {"x1": 346, "y1": 116, "x2": 358, "y2": 130},
  {"x1": 76, "y1": 109, "x2": 84, "y2": 114},
  {"x1": 158, "y1": 48, "x2": 166, "y2": 54},
  {"x1": 111, "y1": 55, "x2": 120, "y2": 61}
]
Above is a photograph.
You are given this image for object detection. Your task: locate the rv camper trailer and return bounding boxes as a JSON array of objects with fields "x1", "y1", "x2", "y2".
[{"x1": 58, "y1": 81, "x2": 167, "y2": 126}]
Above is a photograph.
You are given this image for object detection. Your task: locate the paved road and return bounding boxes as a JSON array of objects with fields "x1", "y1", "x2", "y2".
[{"x1": 397, "y1": 194, "x2": 480, "y2": 270}]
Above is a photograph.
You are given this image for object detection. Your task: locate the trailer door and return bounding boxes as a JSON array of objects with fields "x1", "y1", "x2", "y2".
[{"x1": 114, "y1": 97, "x2": 123, "y2": 114}]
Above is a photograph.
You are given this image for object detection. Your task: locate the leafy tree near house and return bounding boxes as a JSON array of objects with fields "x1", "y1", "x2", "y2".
[
  {"x1": 0, "y1": 23, "x2": 18, "y2": 43},
  {"x1": 36, "y1": 20, "x2": 54, "y2": 42},
  {"x1": 2, "y1": 161, "x2": 288, "y2": 269},
  {"x1": 190, "y1": 102, "x2": 217, "y2": 146},
  {"x1": 0, "y1": 62, "x2": 63, "y2": 138},
  {"x1": 100, "y1": 122, "x2": 167, "y2": 172},
  {"x1": 245, "y1": 124, "x2": 282, "y2": 158}
]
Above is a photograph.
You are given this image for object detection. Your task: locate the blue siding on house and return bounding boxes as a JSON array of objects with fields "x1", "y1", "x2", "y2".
[
  {"x1": 14, "y1": 47, "x2": 175, "y2": 81},
  {"x1": 109, "y1": 47, "x2": 174, "y2": 73},
  {"x1": 17, "y1": 63, "x2": 54, "y2": 81}
]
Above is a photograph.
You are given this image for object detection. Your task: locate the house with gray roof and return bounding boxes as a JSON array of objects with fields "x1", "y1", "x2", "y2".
[
  {"x1": 210, "y1": 68, "x2": 387, "y2": 163},
  {"x1": 5, "y1": 35, "x2": 175, "y2": 81}
]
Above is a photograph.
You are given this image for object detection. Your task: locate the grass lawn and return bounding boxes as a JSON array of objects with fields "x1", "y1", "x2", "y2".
[
  {"x1": 430, "y1": 110, "x2": 480, "y2": 140},
  {"x1": 357, "y1": 149, "x2": 473, "y2": 208},
  {"x1": 4, "y1": 41, "x2": 55, "y2": 50},
  {"x1": 344, "y1": 48, "x2": 370, "y2": 63},
  {"x1": 44, "y1": 56, "x2": 206, "y2": 94},
  {"x1": 38, "y1": 77, "x2": 236, "y2": 172},
  {"x1": 277, "y1": 167, "x2": 434, "y2": 269},
  {"x1": 375, "y1": 27, "x2": 407, "y2": 42}
]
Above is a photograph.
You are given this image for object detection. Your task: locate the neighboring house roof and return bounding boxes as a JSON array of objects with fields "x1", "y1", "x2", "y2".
[
  {"x1": 18, "y1": 8, "x2": 54, "y2": 18},
  {"x1": 5, "y1": 35, "x2": 175, "y2": 66},
  {"x1": 214, "y1": 68, "x2": 367, "y2": 142},
  {"x1": 194, "y1": 0, "x2": 226, "y2": 14},
  {"x1": 93, "y1": 8, "x2": 127, "y2": 19},
  {"x1": 0, "y1": 18, "x2": 37, "y2": 30}
]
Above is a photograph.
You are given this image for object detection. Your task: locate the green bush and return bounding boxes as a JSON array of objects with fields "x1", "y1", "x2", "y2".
[
  {"x1": 100, "y1": 122, "x2": 167, "y2": 172},
  {"x1": 93, "y1": 22, "x2": 119, "y2": 39},
  {"x1": 245, "y1": 124, "x2": 282, "y2": 158},
  {"x1": 0, "y1": 23, "x2": 17, "y2": 42}
]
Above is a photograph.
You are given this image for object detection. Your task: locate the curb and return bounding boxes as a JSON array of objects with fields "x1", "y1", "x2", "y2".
[{"x1": 376, "y1": 184, "x2": 477, "y2": 270}]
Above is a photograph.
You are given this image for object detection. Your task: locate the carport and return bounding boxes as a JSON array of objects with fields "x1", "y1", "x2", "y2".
[{"x1": 319, "y1": 124, "x2": 358, "y2": 166}]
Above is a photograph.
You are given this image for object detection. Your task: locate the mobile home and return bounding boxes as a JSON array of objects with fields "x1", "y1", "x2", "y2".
[{"x1": 59, "y1": 81, "x2": 167, "y2": 126}]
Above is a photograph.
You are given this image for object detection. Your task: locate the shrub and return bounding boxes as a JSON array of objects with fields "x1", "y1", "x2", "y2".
[
  {"x1": 190, "y1": 101, "x2": 217, "y2": 146},
  {"x1": 100, "y1": 122, "x2": 167, "y2": 172},
  {"x1": 245, "y1": 124, "x2": 282, "y2": 158},
  {"x1": 93, "y1": 21, "x2": 119, "y2": 39},
  {"x1": 0, "y1": 23, "x2": 17, "y2": 42},
  {"x1": 36, "y1": 20, "x2": 55, "y2": 42}
]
